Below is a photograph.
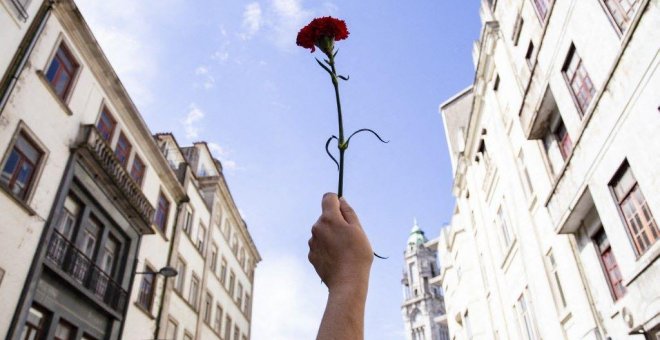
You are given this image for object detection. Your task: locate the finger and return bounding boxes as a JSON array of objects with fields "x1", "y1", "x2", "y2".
[
  {"x1": 339, "y1": 197, "x2": 360, "y2": 225},
  {"x1": 321, "y1": 192, "x2": 340, "y2": 215}
]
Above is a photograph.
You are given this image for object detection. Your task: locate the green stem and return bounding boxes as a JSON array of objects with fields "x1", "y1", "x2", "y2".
[{"x1": 328, "y1": 53, "x2": 345, "y2": 198}]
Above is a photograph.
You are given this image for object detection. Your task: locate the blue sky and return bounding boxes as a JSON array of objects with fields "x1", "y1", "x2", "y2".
[{"x1": 75, "y1": 0, "x2": 481, "y2": 338}]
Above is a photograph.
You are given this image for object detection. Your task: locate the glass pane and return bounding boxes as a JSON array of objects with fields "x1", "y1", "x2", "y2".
[
  {"x1": 1, "y1": 150, "x2": 20, "y2": 183},
  {"x1": 54, "y1": 72, "x2": 70, "y2": 98}
]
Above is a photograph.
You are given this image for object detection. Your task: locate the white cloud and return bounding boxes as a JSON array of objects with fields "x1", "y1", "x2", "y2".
[
  {"x1": 241, "y1": 2, "x2": 263, "y2": 40},
  {"x1": 75, "y1": 0, "x2": 159, "y2": 109},
  {"x1": 182, "y1": 104, "x2": 205, "y2": 139},
  {"x1": 208, "y1": 142, "x2": 240, "y2": 170},
  {"x1": 252, "y1": 254, "x2": 326, "y2": 340},
  {"x1": 268, "y1": 0, "x2": 313, "y2": 50},
  {"x1": 194, "y1": 65, "x2": 216, "y2": 89}
]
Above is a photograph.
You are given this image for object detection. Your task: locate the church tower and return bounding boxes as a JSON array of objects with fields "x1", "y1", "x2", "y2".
[{"x1": 401, "y1": 219, "x2": 449, "y2": 340}]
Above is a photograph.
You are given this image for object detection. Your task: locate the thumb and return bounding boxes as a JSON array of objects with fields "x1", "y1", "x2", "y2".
[{"x1": 339, "y1": 197, "x2": 360, "y2": 225}]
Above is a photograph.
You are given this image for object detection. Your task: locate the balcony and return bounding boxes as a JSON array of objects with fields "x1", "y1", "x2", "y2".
[
  {"x1": 45, "y1": 230, "x2": 128, "y2": 314},
  {"x1": 76, "y1": 125, "x2": 155, "y2": 234}
]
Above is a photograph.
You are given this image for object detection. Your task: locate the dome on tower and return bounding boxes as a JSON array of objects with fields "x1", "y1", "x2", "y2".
[{"x1": 407, "y1": 218, "x2": 427, "y2": 246}]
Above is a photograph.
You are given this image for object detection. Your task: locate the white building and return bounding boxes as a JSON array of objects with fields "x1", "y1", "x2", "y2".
[
  {"x1": 435, "y1": 0, "x2": 659, "y2": 339},
  {"x1": 402, "y1": 220, "x2": 450, "y2": 340},
  {"x1": 0, "y1": 1, "x2": 260, "y2": 339}
]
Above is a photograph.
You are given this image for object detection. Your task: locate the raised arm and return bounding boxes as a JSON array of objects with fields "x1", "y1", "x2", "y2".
[{"x1": 308, "y1": 193, "x2": 374, "y2": 340}]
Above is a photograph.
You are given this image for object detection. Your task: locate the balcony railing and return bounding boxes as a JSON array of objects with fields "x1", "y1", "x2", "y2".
[
  {"x1": 46, "y1": 230, "x2": 128, "y2": 313},
  {"x1": 77, "y1": 125, "x2": 155, "y2": 232}
]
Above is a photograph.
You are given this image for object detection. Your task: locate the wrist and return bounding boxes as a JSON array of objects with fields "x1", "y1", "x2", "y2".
[{"x1": 328, "y1": 272, "x2": 370, "y2": 298}]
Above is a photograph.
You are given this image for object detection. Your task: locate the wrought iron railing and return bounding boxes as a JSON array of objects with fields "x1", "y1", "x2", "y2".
[
  {"x1": 46, "y1": 230, "x2": 128, "y2": 313},
  {"x1": 78, "y1": 125, "x2": 155, "y2": 227}
]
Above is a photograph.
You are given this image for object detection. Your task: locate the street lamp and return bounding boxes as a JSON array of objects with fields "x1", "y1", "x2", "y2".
[{"x1": 135, "y1": 266, "x2": 178, "y2": 278}]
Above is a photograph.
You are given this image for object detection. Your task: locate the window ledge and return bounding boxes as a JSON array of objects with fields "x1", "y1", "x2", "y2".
[
  {"x1": 0, "y1": 183, "x2": 37, "y2": 216},
  {"x1": 36, "y1": 70, "x2": 73, "y2": 116},
  {"x1": 133, "y1": 302, "x2": 156, "y2": 320},
  {"x1": 500, "y1": 238, "x2": 518, "y2": 272},
  {"x1": 173, "y1": 289, "x2": 199, "y2": 313},
  {"x1": 624, "y1": 241, "x2": 660, "y2": 287}
]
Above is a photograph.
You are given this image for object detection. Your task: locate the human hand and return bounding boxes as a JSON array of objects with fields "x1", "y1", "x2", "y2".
[{"x1": 308, "y1": 193, "x2": 374, "y2": 293}]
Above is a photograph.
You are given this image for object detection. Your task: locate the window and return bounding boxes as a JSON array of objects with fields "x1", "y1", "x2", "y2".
[
  {"x1": 175, "y1": 257, "x2": 186, "y2": 293},
  {"x1": 234, "y1": 326, "x2": 240, "y2": 340},
  {"x1": 542, "y1": 112, "x2": 571, "y2": 175},
  {"x1": 515, "y1": 292, "x2": 538, "y2": 340},
  {"x1": 137, "y1": 265, "x2": 156, "y2": 312},
  {"x1": 496, "y1": 205, "x2": 514, "y2": 251},
  {"x1": 239, "y1": 248, "x2": 246, "y2": 268},
  {"x1": 20, "y1": 306, "x2": 47, "y2": 340},
  {"x1": 611, "y1": 162, "x2": 658, "y2": 255},
  {"x1": 224, "y1": 316, "x2": 232, "y2": 340},
  {"x1": 603, "y1": 0, "x2": 641, "y2": 33},
  {"x1": 197, "y1": 224, "x2": 206, "y2": 252},
  {"x1": 512, "y1": 15, "x2": 524, "y2": 46},
  {"x1": 493, "y1": 74, "x2": 500, "y2": 91},
  {"x1": 231, "y1": 235, "x2": 238, "y2": 255},
  {"x1": 7, "y1": 0, "x2": 31, "y2": 20},
  {"x1": 1, "y1": 133, "x2": 43, "y2": 200},
  {"x1": 215, "y1": 304, "x2": 223, "y2": 333},
  {"x1": 532, "y1": 0, "x2": 551, "y2": 21},
  {"x1": 220, "y1": 258, "x2": 227, "y2": 285},
  {"x1": 130, "y1": 155, "x2": 145, "y2": 186},
  {"x1": 183, "y1": 210, "x2": 193, "y2": 236},
  {"x1": 56, "y1": 195, "x2": 80, "y2": 240},
  {"x1": 525, "y1": 41, "x2": 535, "y2": 67},
  {"x1": 154, "y1": 192, "x2": 170, "y2": 233},
  {"x1": 464, "y1": 311, "x2": 472, "y2": 339},
  {"x1": 100, "y1": 235, "x2": 119, "y2": 276},
  {"x1": 593, "y1": 228, "x2": 626, "y2": 300},
  {"x1": 189, "y1": 274, "x2": 200, "y2": 308},
  {"x1": 45, "y1": 43, "x2": 79, "y2": 100},
  {"x1": 96, "y1": 108, "x2": 116, "y2": 142},
  {"x1": 228, "y1": 271, "x2": 235, "y2": 296},
  {"x1": 54, "y1": 318, "x2": 75, "y2": 340},
  {"x1": 237, "y1": 283, "x2": 243, "y2": 306},
  {"x1": 244, "y1": 294, "x2": 251, "y2": 315},
  {"x1": 562, "y1": 45, "x2": 595, "y2": 114},
  {"x1": 546, "y1": 250, "x2": 567, "y2": 309},
  {"x1": 516, "y1": 150, "x2": 534, "y2": 198},
  {"x1": 210, "y1": 244, "x2": 218, "y2": 272},
  {"x1": 166, "y1": 318, "x2": 178, "y2": 340},
  {"x1": 204, "y1": 292, "x2": 213, "y2": 324},
  {"x1": 114, "y1": 132, "x2": 132, "y2": 168}
]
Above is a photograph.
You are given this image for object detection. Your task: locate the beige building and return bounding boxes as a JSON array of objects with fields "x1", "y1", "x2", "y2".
[
  {"x1": 435, "y1": 0, "x2": 659, "y2": 339},
  {"x1": 0, "y1": 1, "x2": 259, "y2": 339}
]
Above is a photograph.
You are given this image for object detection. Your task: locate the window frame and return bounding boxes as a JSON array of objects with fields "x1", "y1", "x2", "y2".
[
  {"x1": 44, "y1": 41, "x2": 80, "y2": 102},
  {"x1": 592, "y1": 227, "x2": 627, "y2": 300},
  {"x1": 203, "y1": 291, "x2": 213, "y2": 324},
  {"x1": 599, "y1": 0, "x2": 641, "y2": 35},
  {"x1": 130, "y1": 154, "x2": 146, "y2": 187},
  {"x1": 189, "y1": 273, "x2": 200, "y2": 309},
  {"x1": 174, "y1": 256, "x2": 186, "y2": 294},
  {"x1": 137, "y1": 264, "x2": 157, "y2": 313},
  {"x1": 609, "y1": 161, "x2": 659, "y2": 257},
  {"x1": 114, "y1": 132, "x2": 132, "y2": 168},
  {"x1": 154, "y1": 191, "x2": 171, "y2": 234},
  {"x1": 562, "y1": 44, "x2": 595, "y2": 115},
  {"x1": 96, "y1": 107, "x2": 117, "y2": 143},
  {"x1": 0, "y1": 129, "x2": 45, "y2": 202},
  {"x1": 531, "y1": 0, "x2": 552, "y2": 23}
]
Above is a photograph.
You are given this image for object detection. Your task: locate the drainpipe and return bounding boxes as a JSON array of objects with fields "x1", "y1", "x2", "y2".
[
  {"x1": 0, "y1": 0, "x2": 55, "y2": 114},
  {"x1": 154, "y1": 196, "x2": 189, "y2": 339}
]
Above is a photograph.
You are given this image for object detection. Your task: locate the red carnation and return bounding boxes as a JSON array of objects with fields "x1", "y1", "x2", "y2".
[{"x1": 296, "y1": 16, "x2": 349, "y2": 55}]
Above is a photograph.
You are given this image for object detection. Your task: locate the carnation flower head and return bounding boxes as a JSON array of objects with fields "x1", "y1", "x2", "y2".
[{"x1": 296, "y1": 16, "x2": 349, "y2": 56}]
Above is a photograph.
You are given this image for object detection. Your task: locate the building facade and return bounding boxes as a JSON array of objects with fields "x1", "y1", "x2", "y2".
[
  {"x1": 402, "y1": 220, "x2": 450, "y2": 340},
  {"x1": 435, "y1": 0, "x2": 659, "y2": 339},
  {"x1": 0, "y1": 1, "x2": 260, "y2": 339}
]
